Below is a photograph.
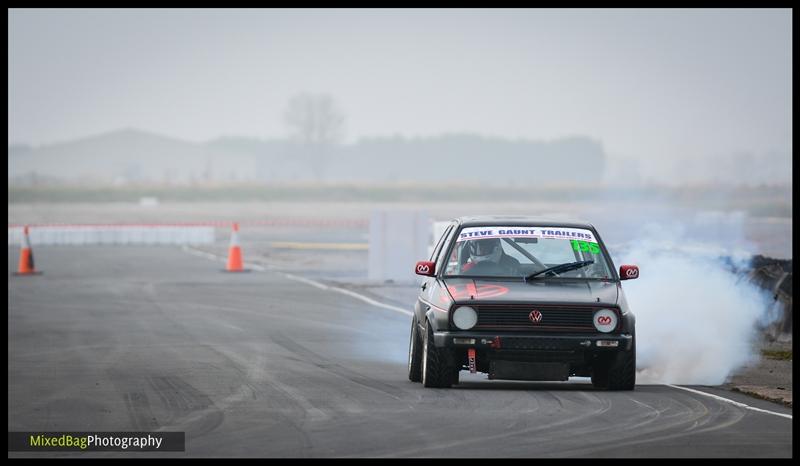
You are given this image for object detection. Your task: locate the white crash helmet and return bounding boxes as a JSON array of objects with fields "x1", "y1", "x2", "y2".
[{"x1": 468, "y1": 238, "x2": 502, "y2": 264}]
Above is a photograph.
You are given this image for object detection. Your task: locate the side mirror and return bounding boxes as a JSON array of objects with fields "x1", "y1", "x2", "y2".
[
  {"x1": 415, "y1": 260, "x2": 436, "y2": 277},
  {"x1": 619, "y1": 264, "x2": 639, "y2": 280}
]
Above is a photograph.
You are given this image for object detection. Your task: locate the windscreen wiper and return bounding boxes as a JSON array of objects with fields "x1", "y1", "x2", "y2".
[{"x1": 525, "y1": 260, "x2": 594, "y2": 280}]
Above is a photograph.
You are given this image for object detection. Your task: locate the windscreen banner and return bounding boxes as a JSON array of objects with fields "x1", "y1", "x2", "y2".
[{"x1": 456, "y1": 226, "x2": 597, "y2": 243}]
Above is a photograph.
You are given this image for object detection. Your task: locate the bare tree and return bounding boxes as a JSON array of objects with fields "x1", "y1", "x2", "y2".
[
  {"x1": 284, "y1": 93, "x2": 345, "y2": 181},
  {"x1": 284, "y1": 93, "x2": 345, "y2": 144}
]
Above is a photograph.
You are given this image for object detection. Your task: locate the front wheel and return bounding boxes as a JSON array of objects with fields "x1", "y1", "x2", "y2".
[
  {"x1": 408, "y1": 317, "x2": 422, "y2": 382},
  {"x1": 421, "y1": 320, "x2": 453, "y2": 388},
  {"x1": 592, "y1": 336, "x2": 636, "y2": 390}
]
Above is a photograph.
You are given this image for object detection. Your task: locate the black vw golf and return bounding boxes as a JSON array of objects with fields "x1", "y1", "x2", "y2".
[{"x1": 408, "y1": 216, "x2": 639, "y2": 390}]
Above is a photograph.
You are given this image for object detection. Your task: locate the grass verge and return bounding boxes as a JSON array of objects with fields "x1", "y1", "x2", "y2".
[
  {"x1": 762, "y1": 350, "x2": 793, "y2": 361},
  {"x1": 731, "y1": 386, "x2": 793, "y2": 408}
]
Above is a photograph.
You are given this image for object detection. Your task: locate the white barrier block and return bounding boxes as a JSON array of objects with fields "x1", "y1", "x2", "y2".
[
  {"x1": 368, "y1": 210, "x2": 430, "y2": 283},
  {"x1": 6, "y1": 226, "x2": 215, "y2": 246}
]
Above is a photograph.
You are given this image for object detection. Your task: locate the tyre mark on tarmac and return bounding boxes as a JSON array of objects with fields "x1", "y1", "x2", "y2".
[
  {"x1": 251, "y1": 331, "x2": 449, "y2": 454},
  {"x1": 541, "y1": 389, "x2": 565, "y2": 409},
  {"x1": 269, "y1": 333, "x2": 407, "y2": 401},
  {"x1": 387, "y1": 387, "x2": 749, "y2": 458},
  {"x1": 147, "y1": 375, "x2": 226, "y2": 441},
  {"x1": 370, "y1": 389, "x2": 616, "y2": 458},
  {"x1": 150, "y1": 278, "x2": 413, "y2": 431},
  {"x1": 548, "y1": 388, "x2": 773, "y2": 457},
  {"x1": 124, "y1": 270, "x2": 393, "y2": 451},
  {"x1": 667, "y1": 384, "x2": 792, "y2": 420},
  {"x1": 122, "y1": 391, "x2": 161, "y2": 431},
  {"x1": 199, "y1": 346, "x2": 318, "y2": 453},
  {"x1": 214, "y1": 345, "x2": 330, "y2": 422}
]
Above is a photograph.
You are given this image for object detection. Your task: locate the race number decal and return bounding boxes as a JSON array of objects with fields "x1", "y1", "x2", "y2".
[{"x1": 570, "y1": 239, "x2": 601, "y2": 254}]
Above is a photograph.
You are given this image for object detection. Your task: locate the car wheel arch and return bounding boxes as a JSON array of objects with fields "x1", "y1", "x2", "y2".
[{"x1": 424, "y1": 309, "x2": 439, "y2": 331}]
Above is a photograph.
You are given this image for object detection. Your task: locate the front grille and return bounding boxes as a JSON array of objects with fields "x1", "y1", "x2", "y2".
[
  {"x1": 472, "y1": 304, "x2": 606, "y2": 332},
  {"x1": 501, "y1": 337, "x2": 585, "y2": 351}
]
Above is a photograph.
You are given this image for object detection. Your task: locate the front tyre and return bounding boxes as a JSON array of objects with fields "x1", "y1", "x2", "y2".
[
  {"x1": 421, "y1": 320, "x2": 453, "y2": 388},
  {"x1": 408, "y1": 317, "x2": 422, "y2": 382},
  {"x1": 592, "y1": 335, "x2": 636, "y2": 391}
]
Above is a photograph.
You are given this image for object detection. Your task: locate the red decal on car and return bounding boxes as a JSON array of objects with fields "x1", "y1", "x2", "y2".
[{"x1": 447, "y1": 284, "x2": 509, "y2": 300}]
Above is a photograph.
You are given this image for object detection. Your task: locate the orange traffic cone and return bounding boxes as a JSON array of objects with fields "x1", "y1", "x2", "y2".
[
  {"x1": 225, "y1": 222, "x2": 247, "y2": 272},
  {"x1": 15, "y1": 225, "x2": 41, "y2": 275}
]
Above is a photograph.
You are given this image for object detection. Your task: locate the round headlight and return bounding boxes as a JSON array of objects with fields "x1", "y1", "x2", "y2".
[
  {"x1": 453, "y1": 306, "x2": 478, "y2": 330},
  {"x1": 593, "y1": 309, "x2": 618, "y2": 333}
]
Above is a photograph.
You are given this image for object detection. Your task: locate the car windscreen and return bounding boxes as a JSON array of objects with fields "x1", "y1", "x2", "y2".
[{"x1": 443, "y1": 225, "x2": 614, "y2": 279}]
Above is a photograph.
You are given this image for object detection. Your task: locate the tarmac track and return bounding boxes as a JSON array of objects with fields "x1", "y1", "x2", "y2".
[{"x1": 8, "y1": 246, "x2": 793, "y2": 457}]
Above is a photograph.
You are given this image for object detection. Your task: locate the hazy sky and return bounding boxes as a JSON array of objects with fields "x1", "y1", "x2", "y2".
[{"x1": 8, "y1": 8, "x2": 792, "y2": 165}]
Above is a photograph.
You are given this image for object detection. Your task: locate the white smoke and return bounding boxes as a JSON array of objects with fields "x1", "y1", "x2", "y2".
[{"x1": 615, "y1": 214, "x2": 778, "y2": 385}]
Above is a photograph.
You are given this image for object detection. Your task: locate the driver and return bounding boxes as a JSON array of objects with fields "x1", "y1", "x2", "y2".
[{"x1": 462, "y1": 238, "x2": 520, "y2": 274}]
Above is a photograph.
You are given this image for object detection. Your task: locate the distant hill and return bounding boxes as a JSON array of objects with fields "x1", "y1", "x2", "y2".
[
  {"x1": 8, "y1": 129, "x2": 261, "y2": 184},
  {"x1": 8, "y1": 129, "x2": 607, "y2": 185}
]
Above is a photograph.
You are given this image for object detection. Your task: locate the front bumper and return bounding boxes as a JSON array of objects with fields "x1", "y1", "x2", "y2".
[{"x1": 433, "y1": 331, "x2": 633, "y2": 352}]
